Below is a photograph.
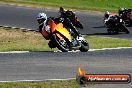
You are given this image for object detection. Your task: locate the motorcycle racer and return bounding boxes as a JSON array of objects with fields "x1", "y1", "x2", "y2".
[
  {"x1": 37, "y1": 13, "x2": 57, "y2": 48},
  {"x1": 103, "y1": 11, "x2": 129, "y2": 34},
  {"x1": 36, "y1": 12, "x2": 80, "y2": 49},
  {"x1": 104, "y1": 11, "x2": 120, "y2": 27},
  {"x1": 37, "y1": 13, "x2": 50, "y2": 33},
  {"x1": 36, "y1": 7, "x2": 88, "y2": 49},
  {"x1": 118, "y1": 8, "x2": 132, "y2": 26},
  {"x1": 58, "y1": 7, "x2": 82, "y2": 38}
]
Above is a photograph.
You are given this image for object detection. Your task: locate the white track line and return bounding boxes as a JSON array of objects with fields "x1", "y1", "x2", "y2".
[
  {"x1": 0, "y1": 78, "x2": 76, "y2": 82},
  {"x1": 0, "y1": 47, "x2": 132, "y2": 53},
  {"x1": 45, "y1": 78, "x2": 76, "y2": 81},
  {"x1": 54, "y1": 47, "x2": 132, "y2": 52},
  {"x1": 89, "y1": 47, "x2": 132, "y2": 51},
  {"x1": 0, "y1": 51, "x2": 29, "y2": 54}
]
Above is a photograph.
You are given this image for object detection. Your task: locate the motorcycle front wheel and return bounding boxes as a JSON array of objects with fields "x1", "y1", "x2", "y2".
[{"x1": 79, "y1": 40, "x2": 89, "y2": 52}]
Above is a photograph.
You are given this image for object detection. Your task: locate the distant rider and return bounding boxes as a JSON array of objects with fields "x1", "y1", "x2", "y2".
[
  {"x1": 104, "y1": 11, "x2": 121, "y2": 27},
  {"x1": 58, "y1": 7, "x2": 82, "y2": 38},
  {"x1": 104, "y1": 11, "x2": 112, "y2": 24}
]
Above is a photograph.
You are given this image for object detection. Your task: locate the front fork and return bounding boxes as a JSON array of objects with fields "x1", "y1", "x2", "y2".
[
  {"x1": 64, "y1": 19, "x2": 80, "y2": 37},
  {"x1": 69, "y1": 22, "x2": 80, "y2": 37}
]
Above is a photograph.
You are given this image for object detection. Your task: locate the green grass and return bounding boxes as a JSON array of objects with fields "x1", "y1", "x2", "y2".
[
  {"x1": 0, "y1": 27, "x2": 56, "y2": 52},
  {"x1": 0, "y1": 80, "x2": 81, "y2": 88},
  {"x1": 86, "y1": 36, "x2": 132, "y2": 49},
  {"x1": 0, "y1": 0, "x2": 131, "y2": 12},
  {"x1": 0, "y1": 27, "x2": 132, "y2": 52}
]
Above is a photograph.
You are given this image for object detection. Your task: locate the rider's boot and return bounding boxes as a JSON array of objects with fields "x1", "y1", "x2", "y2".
[{"x1": 48, "y1": 41, "x2": 56, "y2": 49}]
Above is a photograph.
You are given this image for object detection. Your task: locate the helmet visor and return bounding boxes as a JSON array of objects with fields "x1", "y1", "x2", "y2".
[{"x1": 37, "y1": 18, "x2": 46, "y2": 24}]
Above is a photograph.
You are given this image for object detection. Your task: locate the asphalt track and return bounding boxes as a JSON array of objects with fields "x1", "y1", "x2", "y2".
[
  {"x1": 0, "y1": 49, "x2": 132, "y2": 88},
  {"x1": 0, "y1": 4, "x2": 132, "y2": 39}
]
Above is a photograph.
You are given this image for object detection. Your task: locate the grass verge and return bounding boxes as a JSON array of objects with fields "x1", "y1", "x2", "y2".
[
  {"x1": 0, "y1": 0, "x2": 131, "y2": 12},
  {"x1": 0, "y1": 27, "x2": 56, "y2": 52},
  {"x1": 0, "y1": 27, "x2": 132, "y2": 52},
  {"x1": 0, "y1": 80, "x2": 81, "y2": 88}
]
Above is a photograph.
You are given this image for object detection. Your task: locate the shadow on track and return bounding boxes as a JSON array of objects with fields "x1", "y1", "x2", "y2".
[{"x1": 92, "y1": 26, "x2": 105, "y2": 28}]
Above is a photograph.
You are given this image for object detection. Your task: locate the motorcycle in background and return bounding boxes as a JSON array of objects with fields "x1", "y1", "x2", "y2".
[
  {"x1": 119, "y1": 8, "x2": 132, "y2": 26},
  {"x1": 104, "y1": 15, "x2": 130, "y2": 34}
]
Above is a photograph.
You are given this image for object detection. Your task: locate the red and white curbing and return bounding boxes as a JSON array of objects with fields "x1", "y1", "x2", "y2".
[{"x1": 0, "y1": 25, "x2": 36, "y2": 31}]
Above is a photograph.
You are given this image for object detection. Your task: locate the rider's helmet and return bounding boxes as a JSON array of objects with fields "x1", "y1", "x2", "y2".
[
  {"x1": 120, "y1": 8, "x2": 127, "y2": 11},
  {"x1": 59, "y1": 7, "x2": 65, "y2": 14},
  {"x1": 65, "y1": 10, "x2": 75, "y2": 17},
  {"x1": 59, "y1": 7, "x2": 66, "y2": 17},
  {"x1": 128, "y1": 8, "x2": 132, "y2": 11},
  {"x1": 37, "y1": 13, "x2": 47, "y2": 25},
  {"x1": 104, "y1": 11, "x2": 110, "y2": 19},
  {"x1": 119, "y1": 8, "x2": 126, "y2": 13},
  {"x1": 120, "y1": 8, "x2": 125, "y2": 11}
]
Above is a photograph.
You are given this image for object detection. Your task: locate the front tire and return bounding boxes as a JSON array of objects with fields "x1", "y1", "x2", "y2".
[{"x1": 79, "y1": 41, "x2": 89, "y2": 52}]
